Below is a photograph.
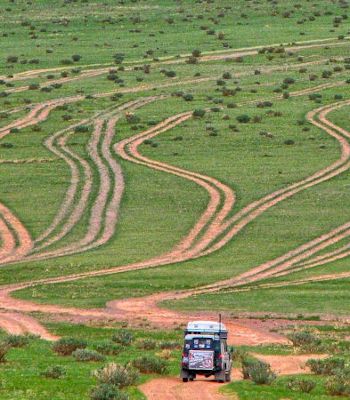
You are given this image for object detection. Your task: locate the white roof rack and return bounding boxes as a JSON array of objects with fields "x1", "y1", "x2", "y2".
[{"x1": 186, "y1": 320, "x2": 227, "y2": 334}]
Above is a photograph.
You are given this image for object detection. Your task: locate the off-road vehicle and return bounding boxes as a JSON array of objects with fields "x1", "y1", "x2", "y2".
[{"x1": 180, "y1": 320, "x2": 232, "y2": 382}]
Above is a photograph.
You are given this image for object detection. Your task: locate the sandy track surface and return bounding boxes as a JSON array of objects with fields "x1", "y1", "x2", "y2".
[
  {"x1": 0, "y1": 217, "x2": 16, "y2": 259},
  {"x1": 140, "y1": 354, "x2": 326, "y2": 400},
  {"x1": 140, "y1": 377, "x2": 231, "y2": 400},
  {"x1": 0, "y1": 311, "x2": 57, "y2": 340}
]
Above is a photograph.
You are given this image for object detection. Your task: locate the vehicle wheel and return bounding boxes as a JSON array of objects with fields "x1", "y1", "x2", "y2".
[
  {"x1": 225, "y1": 372, "x2": 231, "y2": 382},
  {"x1": 189, "y1": 377, "x2": 194, "y2": 381},
  {"x1": 182, "y1": 378, "x2": 189, "y2": 383}
]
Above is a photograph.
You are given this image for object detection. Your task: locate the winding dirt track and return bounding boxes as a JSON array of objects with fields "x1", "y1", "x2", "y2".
[
  {"x1": 1, "y1": 37, "x2": 347, "y2": 87},
  {"x1": 0, "y1": 44, "x2": 349, "y2": 400},
  {"x1": 0, "y1": 98, "x2": 348, "y2": 339}
]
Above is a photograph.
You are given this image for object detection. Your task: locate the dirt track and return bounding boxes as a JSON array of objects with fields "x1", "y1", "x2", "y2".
[
  {"x1": 140, "y1": 353, "x2": 327, "y2": 400},
  {"x1": 0, "y1": 96, "x2": 349, "y2": 305},
  {"x1": 0, "y1": 44, "x2": 349, "y2": 400}
]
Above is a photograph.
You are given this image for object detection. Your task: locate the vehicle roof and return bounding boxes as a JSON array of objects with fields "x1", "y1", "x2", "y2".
[{"x1": 186, "y1": 320, "x2": 227, "y2": 334}]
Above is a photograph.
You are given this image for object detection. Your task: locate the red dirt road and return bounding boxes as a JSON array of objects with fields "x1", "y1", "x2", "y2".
[{"x1": 140, "y1": 354, "x2": 326, "y2": 400}]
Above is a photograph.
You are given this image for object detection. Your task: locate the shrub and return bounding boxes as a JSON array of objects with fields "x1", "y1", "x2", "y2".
[
  {"x1": 243, "y1": 359, "x2": 276, "y2": 385},
  {"x1": 90, "y1": 384, "x2": 129, "y2": 400},
  {"x1": 72, "y1": 54, "x2": 81, "y2": 62},
  {"x1": 74, "y1": 125, "x2": 90, "y2": 133},
  {"x1": 183, "y1": 94, "x2": 193, "y2": 101},
  {"x1": 232, "y1": 348, "x2": 248, "y2": 363},
  {"x1": 257, "y1": 101, "x2": 273, "y2": 108},
  {"x1": 242, "y1": 358, "x2": 258, "y2": 380},
  {"x1": 283, "y1": 77, "x2": 295, "y2": 84},
  {"x1": 309, "y1": 93, "x2": 322, "y2": 101},
  {"x1": 192, "y1": 49, "x2": 201, "y2": 57},
  {"x1": 52, "y1": 337, "x2": 87, "y2": 356},
  {"x1": 94, "y1": 341, "x2": 122, "y2": 356},
  {"x1": 28, "y1": 83, "x2": 39, "y2": 90},
  {"x1": 164, "y1": 70, "x2": 176, "y2": 78},
  {"x1": 125, "y1": 113, "x2": 140, "y2": 124},
  {"x1": 113, "y1": 53, "x2": 125, "y2": 64},
  {"x1": 136, "y1": 339, "x2": 157, "y2": 350},
  {"x1": 72, "y1": 349, "x2": 106, "y2": 362},
  {"x1": 5, "y1": 335, "x2": 30, "y2": 348},
  {"x1": 60, "y1": 59, "x2": 74, "y2": 65},
  {"x1": 132, "y1": 355, "x2": 167, "y2": 374},
  {"x1": 7, "y1": 55, "x2": 18, "y2": 63},
  {"x1": 0, "y1": 142, "x2": 14, "y2": 148},
  {"x1": 41, "y1": 365, "x2": 66, "y2": 379},
  {"x1": 193, "y1": 109, "x2": 206, "y2": 118},
  {"x1": 284, "y1": 139, "x2": 295, "y2": 145},
  {"x1": 112, "y1": 331, "x2": 133, "y2": 346},
  {"x1": 236, "y1": 114, "x2": 251, "y2": 123},
  {"x1": 307, "y1": 357, "x2": 345, "y2": 376},
  {"x1": 186, "y1": 56, "x2": 198, "y2": 64},
  {"x1": 325, "y1": 373, "x2": 350, "y2": 396},
  {"x1": 288, "y1": 331, "x2": 321, "y2": 348},
  {"x1": 93, "y1": 363, "x2": 139, "y2": 388},
  {"x1": 0, "y1": 342, "x2": 9, "y2": 363},
  {"x1": 322, "y1": 70, "x2": 332, "y2": 78},
  {"x1": 286, "y1": 377, "x2": 316, "y2": 393}
]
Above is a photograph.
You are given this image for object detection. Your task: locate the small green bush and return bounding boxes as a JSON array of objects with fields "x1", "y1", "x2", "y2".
[
  {"x1": 125, "y1": 114, "x2": 140, "y2": 124},
  {"x1": 112, "y1": 331, "x2": 133, "y2": 346},
  {"x1": 132, "y1": 355, "x2": 167, "y2": 374},
  {"x1": 93, "y1": 363, "x2": 139, "y2": 388},
  {"x1": 307, "y1": 357, "x2": 345, "y2": 376},
  {"x1": 284, "y1": 139, "x2": 295, "y2": 145},
  {"x1": 0, "y1": 142, "x2": 14, "y2": 148},
  {"x1": 52, "y1": 337, "x2": 87, "y2": 356},
  {"x1": 90, "y1": 384, "x2": 129, "y2": 400},
  {"x1": 325, "y1": 372, "x2": 350, "y2": 396},
  {"x1": 242, "y1": 358, "x2": 276, "y2": 384},
  {"x1": 28, "y1": 83, "x2": 40, "y2": 90},
  {"x1": 232, "y1": 348, "x2": 248, "y2": 363},
  {"x1": 286, "y1": 377, "x2": 316, "y2": 393},
  {"x1": 288, "y1": 331, "x2": 321, "y2": 348},
  {"x1": 7, "y1": 55, "x2": 18, "y2": 63},
  {"x1": 72, "y1": 349, "x2": 106, "y2": 362},
  {"x1": 193, "y1": 109, "x2": 206, "y2": 118},
  {"x1": 0, "y1": 342, "x2": 10, "y2": 363},
  {"x1": 183, "y1": 93, "x2": 194, "y2": 101},
  {"x1": 236, "y1": 114, "x2": 251, "y2": 123},
  {"x1": 72, "y1": 54, "x2": 81, "y2": 62},
  {"x1": 5, "y1": 335, "x2": 30, "y2": 348},
  {"x1": 94, "y1": 341, "x2": 122, "y2": 356},
  {"x1": 74, "y1": 125, "x2": 90, "y2": 133},
  {"x1": 41, "y1": 365, "x2": 66, "y2": 379}
]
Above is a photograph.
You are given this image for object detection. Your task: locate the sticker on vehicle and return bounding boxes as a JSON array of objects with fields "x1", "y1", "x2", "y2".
[{"x1": 188, "y1": 350, "x2": 214, "y2": 370}]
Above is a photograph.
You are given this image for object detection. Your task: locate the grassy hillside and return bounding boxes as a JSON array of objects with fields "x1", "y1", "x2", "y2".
[{"x1": 0, "y1": 1, "x2": 350, "y2": 398}]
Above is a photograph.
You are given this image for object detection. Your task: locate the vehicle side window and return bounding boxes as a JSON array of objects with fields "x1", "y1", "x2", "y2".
[{"x1": 220, "y1": 340, "x2": 228, "y2": 354}]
